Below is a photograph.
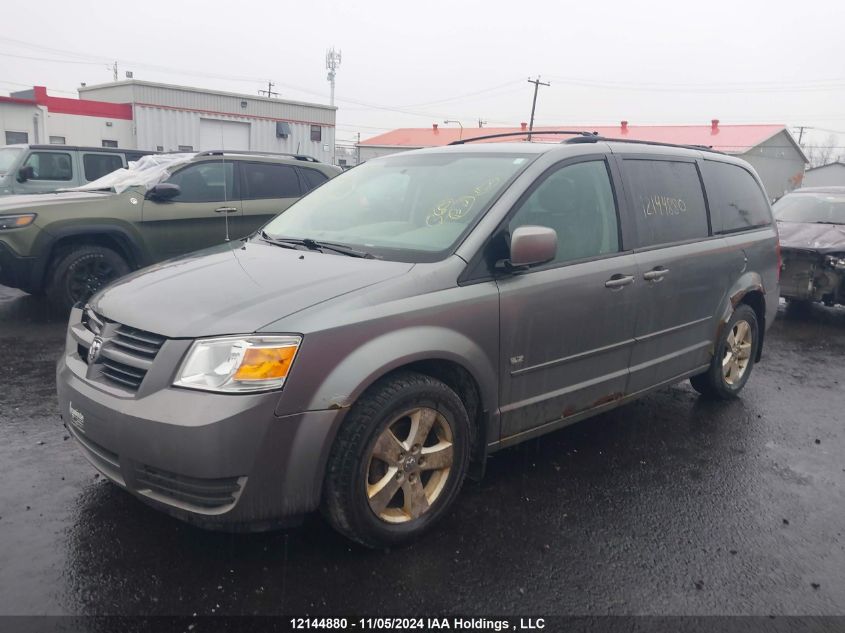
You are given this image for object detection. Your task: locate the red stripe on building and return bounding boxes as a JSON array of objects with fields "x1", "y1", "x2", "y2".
[{"x1": 32, "y1": 86, "x2": 133, "y2": 120}]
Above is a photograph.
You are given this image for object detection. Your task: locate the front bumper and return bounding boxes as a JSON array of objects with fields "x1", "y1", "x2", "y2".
[
  {"x1": 780, "y1": 249, "x2": 845, "y2": 305},
  {"x1": 0, "y1": 240, "x2": 38, "y2": 292},
  {"x1": 56, "y1": 341, "x2": 346, "y2": 532}
]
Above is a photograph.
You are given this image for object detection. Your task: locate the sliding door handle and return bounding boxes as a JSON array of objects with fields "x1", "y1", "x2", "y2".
[
  {"x1": 605, "y1": 274, "x2": 635, "y2": 289},
  {"x1": 215, "y1": 206, "x2": 238, "y2": 214},
  {"x1": 643, "y1": 267, "x2": 670, "y2": 282}
]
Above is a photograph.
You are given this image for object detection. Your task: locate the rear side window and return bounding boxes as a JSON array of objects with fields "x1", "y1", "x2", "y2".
[
  {"x1": 22, "y1": 152, "x2": 73, "y2": 181},
  {"x1": 701, "y1": 160, "x2": 772, "y2": 233},
  {"x1": 242, "y1": 163, "x2": 301, "y2": 199},
  {"x1": 298, "y1": 167, "x2": 328, "y2": 192},
  {"x1": 624, "y1": 159, "x2": 709, "y2": 247},
  {"x1": 83, "y1": 153, "x2": 124, "y2": 181}
]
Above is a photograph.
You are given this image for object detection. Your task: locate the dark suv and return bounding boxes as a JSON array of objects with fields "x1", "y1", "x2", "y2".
[
  {"x1": 0, "y1": 151, "x2": 340, "y2": 308},
  {"x1": 56, "y1": 135, "x2": 779, "y2": 547}
]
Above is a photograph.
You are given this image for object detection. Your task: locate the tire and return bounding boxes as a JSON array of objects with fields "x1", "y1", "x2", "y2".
[
  {"x1": 46, "y1": 245, "x2": 130, "y2": 311},
  {"x1": 690, "y1": 304, "x2": 759, "y2": 399},
  {"x1": 322, "y1": 371, "x2": 471, "y2": 548}
]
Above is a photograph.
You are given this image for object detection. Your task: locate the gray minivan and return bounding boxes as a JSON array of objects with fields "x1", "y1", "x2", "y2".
[
  {"x1": 56, "y1": 135, "x2": 780, "y2": 547},
  {"x1": 0, "y1": 144, "x2": 152, "y2": 195}
]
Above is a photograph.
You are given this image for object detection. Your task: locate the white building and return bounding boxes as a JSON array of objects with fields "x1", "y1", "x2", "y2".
[
  {"x1": 802, "y1": 162, "x2": 845, "y2": 188},
  {"x1": 1, "y1": 81, "x2": 337, "y2": 163}
]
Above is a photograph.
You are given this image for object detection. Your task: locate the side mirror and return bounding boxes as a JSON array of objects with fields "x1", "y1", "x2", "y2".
[
  {"x1": 145, "y1": 183, "x2": 181, "y2": 201},
  {"x1": 17, "y1": 165, "x2": 34, "y2": 183},
  {"x1": 508, "y1": 225, "x2": 557, "y2": 269}
]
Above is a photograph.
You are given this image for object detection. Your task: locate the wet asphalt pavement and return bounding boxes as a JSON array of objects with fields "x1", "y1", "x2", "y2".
[{"x1": 0, "y1": 284, "x2": 843, "y2": 618}]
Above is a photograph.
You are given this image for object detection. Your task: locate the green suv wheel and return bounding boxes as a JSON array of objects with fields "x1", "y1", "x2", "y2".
[
  {"x1": 322, "y1": 371, "x2": 471, "y2": 548},
  {"x1": 47, "y1": 245, "x2": 130, "y2": 311}
]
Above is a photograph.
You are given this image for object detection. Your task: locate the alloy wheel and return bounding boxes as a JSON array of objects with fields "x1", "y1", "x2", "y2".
[{"x1": 722, "y1": 319, "x2": 753, "y2": 386}]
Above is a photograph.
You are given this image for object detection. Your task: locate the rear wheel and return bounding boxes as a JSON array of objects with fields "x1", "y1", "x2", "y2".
[
  {"x1": 690, "y1": 304, "x2": 759, "y2": 399},
  {"x1": 46, "y1": 245, "x2": 130, "y2": 311},
  {"x1": 322, "y1": 371, "x2": 471, "y2": 548}
]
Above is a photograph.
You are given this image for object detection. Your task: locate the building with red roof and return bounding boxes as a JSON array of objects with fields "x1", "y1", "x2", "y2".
[{"x1": 358, "y1": 120, "x2": 807, "y2": 200}]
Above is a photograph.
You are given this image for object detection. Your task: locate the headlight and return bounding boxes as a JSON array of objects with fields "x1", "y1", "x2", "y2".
[
  {"x1": 0, "y1": 213, "x2": 36, "y2": 230},
  {"x1": 174, "y1": 335, "x2": 301, "y2": 393},
  {"x1": 825, "y1": 254, "x2": 845, "y2": 271}
]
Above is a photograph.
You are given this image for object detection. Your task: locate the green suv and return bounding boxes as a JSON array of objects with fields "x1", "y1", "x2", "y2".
[{"x1": 0, "y1": 151, "x2": 340, "y2": 309}]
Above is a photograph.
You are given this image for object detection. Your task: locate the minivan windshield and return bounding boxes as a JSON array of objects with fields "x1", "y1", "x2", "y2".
[
  {"x1": 0, "y1": 147, "x2": 23, "y2": 176},
  {"x1": 773, "y1": 192, "x2": 845, "y2": 225},
  {"x1": 262, "y1": 152, "x2": 533, "y2": 262}
]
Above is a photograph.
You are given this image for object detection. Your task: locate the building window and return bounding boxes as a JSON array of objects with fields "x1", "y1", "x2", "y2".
[
  {"x1": 156, "y1": 145, "x2": 164, "y2": 152},
  {"x1": 310, "y1": 125, "x2": 322, "y2": 142},
  {"x1": 49, "y1": 136, "x2": 66, "y2": 145},
  {"x1": 101, "y1": 140, "x2": 118, "y2": 148},
  {"x1": 178, "y1": 145, "x2": 194, "y2": 152},
  {"x1": 5, "y1": 131, "x2": 28, "y2": 145}
]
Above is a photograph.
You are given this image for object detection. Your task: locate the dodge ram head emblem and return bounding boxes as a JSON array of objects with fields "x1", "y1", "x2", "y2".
[{"x1": 88, "y1": 337, "x2": 103, "y2": 364}]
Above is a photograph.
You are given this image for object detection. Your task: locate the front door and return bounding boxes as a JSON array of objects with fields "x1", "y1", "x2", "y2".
[
  {"x1": 140, "y1": 160, "x2": 242, "y2": 260},
  {"x1": 14, "y1": 150, "x2": 75, "y2": 193},
  {"x1": 497, "y1": 158, "x2": 639, "y2": 441}
]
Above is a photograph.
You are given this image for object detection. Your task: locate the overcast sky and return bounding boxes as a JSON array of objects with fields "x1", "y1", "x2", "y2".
[{"x1": 1, "y1": 0, "x2": 843, "y2": 151}]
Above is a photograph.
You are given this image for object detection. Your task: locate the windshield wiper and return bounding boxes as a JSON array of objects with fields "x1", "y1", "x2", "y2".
[{"x1": 260, "y1": 233, "x2": 379, "y2": 259}]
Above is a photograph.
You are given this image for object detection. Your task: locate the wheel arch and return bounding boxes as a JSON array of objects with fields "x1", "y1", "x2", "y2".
[
  {"x1": 36, "y1": 223, "x2": 147, "y2": 289},
  {"x1": 721, "y1": 272, "x2": 768, "y2": 362},
  {"x1": 301, "y1": 327, "x2": 498, "y2": 476}
]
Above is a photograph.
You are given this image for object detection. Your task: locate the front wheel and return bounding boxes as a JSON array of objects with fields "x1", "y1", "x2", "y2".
[
  {"x1": 322, "y1": 371, "x2": 471, "y2": 548},
  {"x1": 46, "y1": 245, "x2": 130, "y2": 311},
  {"x1": 690, "y1": 304, "x2": 759, "y2": 399}
]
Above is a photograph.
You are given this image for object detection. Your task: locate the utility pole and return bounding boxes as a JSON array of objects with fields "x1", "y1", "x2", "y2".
[
  {"x1": 797, "y1": 126, "x2": 806, "y2": 144},
  {"x1": 526, "y1": 76, "x2": 550, "y2": 141},
  {"x1": 478, "y1": 118, "x2": 487, "y2": 128},
  {"x1": 356, "y1": 132, "x2": 361, "y2": 166},
  {"x1": 326, "y1": 47, "x2": 342, "y2": 107},
  {"x1": 112, "y1": 61, "x2": 118, "y2": 82},
  {"x1": 258, "y1": 81, "x2": 279, "y2": 98}
]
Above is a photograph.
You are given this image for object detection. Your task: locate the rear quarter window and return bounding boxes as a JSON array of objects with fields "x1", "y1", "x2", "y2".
[
  {"x1": 623, "y1": 159, "x2": 709, "y2": 248},
  {"x1": 701, "y1": 160, "x2": 772, "y2": 233}
]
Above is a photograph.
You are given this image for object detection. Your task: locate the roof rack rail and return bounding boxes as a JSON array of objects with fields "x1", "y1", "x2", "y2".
[
  {"x1": 564, "y1": 135, "x2": 722, "y2": 154},
  {"x1": 448, "y1": 130, "x2": 599, "y2": 145},
  {"x1": 196, "y1": 150, "x2": 321, "y2": 163}
]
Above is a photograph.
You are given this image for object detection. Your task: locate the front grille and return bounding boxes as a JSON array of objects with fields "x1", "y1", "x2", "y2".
[
  {"x1": 135, "y1": 465, "x2": 244, "y2": 510},
  {"x1": 80, "y1": 308, "x2": 167, "y2": 392}
]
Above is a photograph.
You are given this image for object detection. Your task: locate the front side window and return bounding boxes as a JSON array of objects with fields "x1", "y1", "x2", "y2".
[
  {"x1": 164, "y1": 162, "x2": 235, "y2": 203},
  {"x1": 624, "y1": 159, "x2": 709, "y2": 247},
  {"x1": 508, "y1": 160, "x2": 620, "y2": 265},
  {"x1": 5, "y1": 131, "x2": 27, "y2": 145},
  {"x1": 83, "y1": 153, "x2": 124, "y2": 181},
  {"x1": 242, "y1": 163, "x2": 300, "y2": 199},
  {"x1": 701, "y1": 160, "x2": 772, "y2": 233},
  {"x1": 774, "y1": 192, "x2": 845, "y2": 225},
  {"x1": 263, "y1": 152, "x2": 533, "y2": 262},
  {"x1": 22, "y1": 152, "x2": 73, "y2": 181},
  {"x1": 0, "y1": 147, "x2": 23, "y2": 176},
  {"x1": 310, "y1": 125, "x2": 322, "y2": 142}
]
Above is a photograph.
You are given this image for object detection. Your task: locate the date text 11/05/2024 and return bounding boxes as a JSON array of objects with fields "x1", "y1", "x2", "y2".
[{"x1": 289, "y1": 617, "x2": 546, "y2": 630}]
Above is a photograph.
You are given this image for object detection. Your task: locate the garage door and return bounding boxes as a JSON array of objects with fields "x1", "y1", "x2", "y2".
[{"x1": 199, "y1": 119, "x2": 251, "y2": 151}]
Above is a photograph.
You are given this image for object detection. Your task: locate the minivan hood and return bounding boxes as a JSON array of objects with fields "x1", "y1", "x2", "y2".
[
  {"x1": 0, "y1": 190, "x2": 115, "y2": 212},
  {"x1": 90, "y1": 240, "x2": 415, "y2": 338},
  {"x1": 777, "y1": 220, "x2": 845, "y2": 253}
]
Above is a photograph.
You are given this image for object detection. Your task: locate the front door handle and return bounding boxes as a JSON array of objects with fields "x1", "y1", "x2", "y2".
[
  {"x1": 605, "y1": 274, "x2": 635, "y2": 289},
  {"x1": 215, "y1": 206, "x2": 238, "y2": 214},
  {"x1": 643, "y1": 266, "x2": 670, "y2": 282}
]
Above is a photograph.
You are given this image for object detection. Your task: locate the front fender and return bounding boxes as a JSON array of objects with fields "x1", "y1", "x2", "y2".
[{"x1": 281, "y1": 326, "x2": 498, "y2": 417}]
